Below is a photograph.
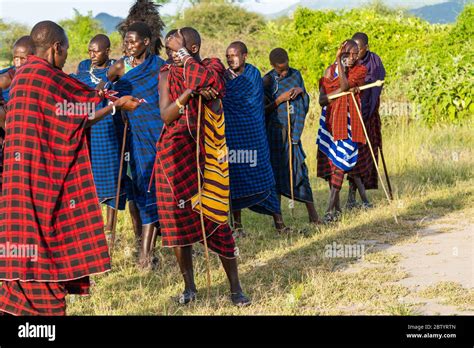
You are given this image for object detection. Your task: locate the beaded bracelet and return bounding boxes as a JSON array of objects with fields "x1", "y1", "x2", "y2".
[{"x1": 177, "y1": 47, "x2": 190, "y2": 60}]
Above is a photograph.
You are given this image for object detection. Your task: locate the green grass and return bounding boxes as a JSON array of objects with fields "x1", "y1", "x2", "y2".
[
  {"x1": 419, "y1": 282, "x2": 474, "y2": 312},
  {"x1": 68, "y1": 119, "x2": 474, "y2": 315}
]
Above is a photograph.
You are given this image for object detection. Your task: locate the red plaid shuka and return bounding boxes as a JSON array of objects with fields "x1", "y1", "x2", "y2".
[
  {"x1": 317, "y1": 63, "x2": 367, "y2": 191},
  {"x1": 0, "y1": 55, "x2": 111, "y2": 315},
  {"x1": 317, "y1": 149, "x2": 345, "y2": 191},
  {"x1": 155, "y1": 58, "x2": 236, "y2": 258},
  {"x1": 348, "y1": 104, "x2": 382, "y2": 190},
  {"x1": 0, "y1": 278, "x2": 89, "y2": 316},
  {"x1": 0, "y1": 69, "x2": 15, "y2": 192},
  {"x1": 319, "y1": 63, "x2": 367, "y2": 143}
]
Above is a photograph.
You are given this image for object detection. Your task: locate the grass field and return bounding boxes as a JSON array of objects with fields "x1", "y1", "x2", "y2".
[{"x1": 68, "y1": 117, "x2": 474, "y2": 315}]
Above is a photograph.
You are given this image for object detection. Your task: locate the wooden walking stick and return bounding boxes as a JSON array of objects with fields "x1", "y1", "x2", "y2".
[
  {"x1": 379, "y1": 148, "x2": 394, "y2": 200},
  {"x1": 110, "y1": 113, "x2": 129, "y2": 257},
  {"x1": 196, "y1": 95, "x2": 212, "y2": 298},
  {"x1": 286, "y1": 101, "x2": 295, "y2": 218},
  {"x1": 328, "y1": 80, "x2": 384, "y2": 100},
  {"x1": 350, "y1": 92, "x2": 398, "y2": 224}
]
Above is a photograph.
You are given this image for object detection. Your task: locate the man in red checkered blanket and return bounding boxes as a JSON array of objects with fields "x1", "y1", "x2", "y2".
[
  {"x1": 0, "y1": 21, "x2": 140, "y2": 316},
  {"x1": 318, "y1": 40, "x2": 367, "y2": 223},
  {"x1": 155, "y1": 28, "x2": 250, "y2": 306}
]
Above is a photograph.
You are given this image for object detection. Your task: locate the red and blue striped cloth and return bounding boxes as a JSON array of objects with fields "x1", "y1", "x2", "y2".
[{"x1": 316, "y1": 64, "x2": 359, "y2": 172}]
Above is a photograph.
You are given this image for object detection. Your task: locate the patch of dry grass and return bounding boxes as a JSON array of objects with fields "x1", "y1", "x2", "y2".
[{"x1": 65, "y1": 120, "x2": 474, "y2": 315}]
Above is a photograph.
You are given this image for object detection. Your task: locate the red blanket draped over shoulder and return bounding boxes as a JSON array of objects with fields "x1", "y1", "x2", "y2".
[
  {"x1": 319, "y1": 63, "x2": 367, "y2": 143},
  {"x1": 155, "y1": 57, "x2": 235, "y2": 258},
  {"x1": 159, "y1": 57, "x2": 226, "y2": 203},
  {"x1": 0, "y1": 55, "x2": 110, "y2": 282}
]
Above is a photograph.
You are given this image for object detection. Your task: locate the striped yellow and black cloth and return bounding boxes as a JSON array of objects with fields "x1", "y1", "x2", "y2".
[{"x1": 191, "y1": 104, "x2": 230, "y2": 224}]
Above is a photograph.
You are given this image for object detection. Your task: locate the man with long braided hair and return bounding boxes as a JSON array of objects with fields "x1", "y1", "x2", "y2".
[{"x1": 117, "y1": 0, "x2": 165, "y2": 56}]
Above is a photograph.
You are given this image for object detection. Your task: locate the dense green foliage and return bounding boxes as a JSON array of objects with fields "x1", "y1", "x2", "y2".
[
  {"x1": 405, "y1": 4, "x2": 473, "y2": 124},
  {"x1": 259, "y1": 5, "x2": 473, "y2": 123}
]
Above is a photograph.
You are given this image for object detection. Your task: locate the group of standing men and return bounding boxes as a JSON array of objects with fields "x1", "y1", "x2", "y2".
[{"x1": 0, "y1": 6, "x2": 385, "y2": 315}]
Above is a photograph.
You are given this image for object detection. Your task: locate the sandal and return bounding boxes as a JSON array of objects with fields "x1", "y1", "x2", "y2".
[
  {"x1": 232, "y1": 227, "x2": 247, "y2": 239},
  {"x1": 176, "y1": 289, "x2": 197, "y2": 305},
  {"x1": 104, "y1": 229, "x2": 121, "y2": 246},
  {"x1": 345, "y1": 200, "x2": 359, "y2": 210},
  {"x1": 361, "y1": 202, "x2": 374, "y2": 209},
  {"x1": 138, "y1": 255, "x2": 159, "y2": 271},
  {"x1": 323, "y1": 212, "x2": 334, "y2": 224},
  {"x1": 230, "y1": 292, "x2": 251, "y2": 307},
  {"x1": 276, "y1": 226, "x2": 297, "y2": 234}
]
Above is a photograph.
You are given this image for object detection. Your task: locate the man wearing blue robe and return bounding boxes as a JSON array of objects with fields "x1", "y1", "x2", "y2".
[
  {"x1": 263, "y1": 48, "x2": 320, "y2": 225},
  {"x1": 223, "y1": 41, "x2": 291, "y2": 235},
  {"x1": 72, "y1": 34, "x2": 141, "y2": 245},
  {"x1": 107, "y1": 22, "x2": 164, "y2": 268}
]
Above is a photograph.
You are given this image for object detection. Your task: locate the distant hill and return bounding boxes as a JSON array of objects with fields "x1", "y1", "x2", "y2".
[
  {"x1": 266, "y1": 0, "x2": 470, "y2": 23},
  {"x1": 410, "y1": 0, "x2": 470, "y2": 23},
  {"x1": 266, "y1": 0, "x2": 362, "y2": 19},
  {"x1": 94, "y1": 12, "x2": 123, "y2": 33}
]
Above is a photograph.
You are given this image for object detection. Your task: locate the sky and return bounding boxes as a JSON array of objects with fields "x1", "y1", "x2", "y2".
[{"x1": 0, "y1": 0, "x2": 449, "y2": 27}]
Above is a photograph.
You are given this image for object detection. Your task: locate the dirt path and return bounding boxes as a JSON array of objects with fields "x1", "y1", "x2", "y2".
[{"x1": 347, "y1": 210, "x2": 474, "y2": 315}]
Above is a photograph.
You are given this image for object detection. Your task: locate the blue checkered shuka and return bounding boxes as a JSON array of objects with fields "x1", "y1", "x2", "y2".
[
  {"x1": 72, "y1": 59, "x2": 132, "y2": 210},
  {"x1": 263, "y1": 67, "x2": 314, "y2": 203},
  {"x1": 112, "y1": 54, "x2": 165, "y2": 224},
  {"x1": 222, "y1": 63, "x2": 280, "y2": 215}
]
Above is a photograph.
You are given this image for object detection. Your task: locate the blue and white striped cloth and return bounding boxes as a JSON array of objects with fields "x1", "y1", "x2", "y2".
[{"x1": 316, "y1": 66, "x2": 358, "y2": 171}]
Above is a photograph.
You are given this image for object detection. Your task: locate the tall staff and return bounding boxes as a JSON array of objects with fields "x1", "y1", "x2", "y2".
[
  {"x1": 196, "y1": 96, "x2": 212, "y2": 297},
  {"x1": 110, "y1": 114, "x2": 129, "y2": 257},
  {"x1": 286, "y1": 101, "x2": 295, "y2": 218},
  {"x1": 352, "y1": 92, "x2": 397, "y2": 223},
  {"x1": 328, "y1": 80, "x2": 397, "y2": 223}
]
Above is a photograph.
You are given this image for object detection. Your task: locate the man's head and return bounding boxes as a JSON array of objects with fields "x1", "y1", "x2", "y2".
[
  {"x1": 88, "y1": 34, "x2": 111, "y2": 67},
  {"x1": 226, "y1": 41, "x2": 248, "y2": 74},
  {"x1": 164, "y1": 29, "x2": 178, "y2": 63},
  {"x1": 124, "y1": 21, "x2": 152, "y2": 58},
  {"x1": 166, "y1": 27, "x2": 201, "y2": 67},
  {"x1": 30, "y1": 21, "x2": 69, "y2": 69},
  {"x1": 352, "y1": 32, "x2": 369, "y2": 60},
  {"x1": 269, "y1": 48, "x2": 289, "y2": 78},
  {"x1": 12, "y1": 36, "x2": 35, "y2": 68},
  {"x1": 181, "y1": 27, "x2": 201, "y2": 56},
  {"x1": 340, "y1": 39, "x2": 359, "y2": 69}
]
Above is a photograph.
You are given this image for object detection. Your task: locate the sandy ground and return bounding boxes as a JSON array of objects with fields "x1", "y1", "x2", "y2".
[{"x1": 346, "y1": 210, "x2": 474, "y2": 315}]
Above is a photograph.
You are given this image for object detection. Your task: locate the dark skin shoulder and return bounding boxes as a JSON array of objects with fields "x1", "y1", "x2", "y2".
[
  {"x1": 262, "y1": 74, "x2": 272, "y2": 89},
  {"x1": 0, "y1": 105, "x2": 5, "y2": 129},
  {"x1": 0, "y1": 73, "x2": 12, "y2": 90},
  {"x1": 159, "y1": 69, "x2": 192, "y2": 125},
  {"x1": 107, "y1": 58, "x2": 125, "y2": 82}
]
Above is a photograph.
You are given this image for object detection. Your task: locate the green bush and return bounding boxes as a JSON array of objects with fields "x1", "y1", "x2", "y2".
[
  {"x1": 172, "y1": 1, "x2": 266, "y2": 38},
  {"x1": 59, "y1": 10, "x2": 106, "y2": 64},
  {"x1": 255, "y1": 4, "x2": 473, "y2": 124},
  {"x1": 405, "y1": 4, "x2": 473, "y2": 124},
  {"x1": 0, "y1": 19, "x2": 30, "y2": 65}
]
